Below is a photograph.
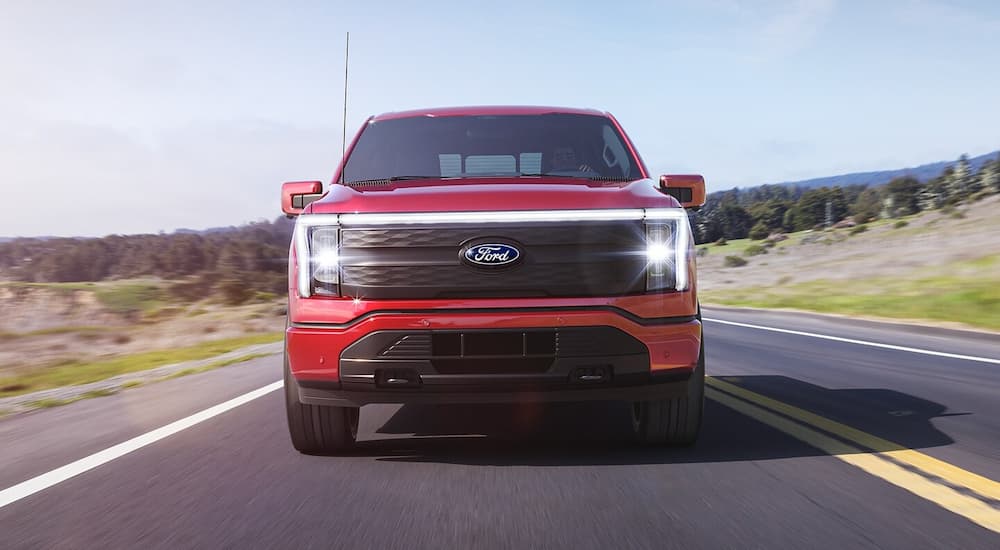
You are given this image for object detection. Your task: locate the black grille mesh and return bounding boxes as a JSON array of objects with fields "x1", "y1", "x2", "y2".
[{"x1": 339, "y1": 222, "x2": 646, "y2": 299}]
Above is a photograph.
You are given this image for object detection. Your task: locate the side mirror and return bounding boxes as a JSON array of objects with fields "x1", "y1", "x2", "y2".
[
  {"x1": 281, "y1": 181, "x2": 324, "y2": 216},
  {"x1": 658, "y1": 175, "x2": 706, "y2": 209}
]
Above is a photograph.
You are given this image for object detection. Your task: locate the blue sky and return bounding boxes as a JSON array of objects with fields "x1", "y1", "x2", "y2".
[{"x1": 1, "y1": 0, "x2": 998, "y2": 236}]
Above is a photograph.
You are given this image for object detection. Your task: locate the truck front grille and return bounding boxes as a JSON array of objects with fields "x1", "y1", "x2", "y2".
[{"x1": 338, "y1": 221, "x2": 646, "y2": 300}]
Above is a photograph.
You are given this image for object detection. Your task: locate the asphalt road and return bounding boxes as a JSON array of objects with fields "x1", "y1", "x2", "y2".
[{"x1": 1, "y1": 308, "x2": 998, "y2": 549}]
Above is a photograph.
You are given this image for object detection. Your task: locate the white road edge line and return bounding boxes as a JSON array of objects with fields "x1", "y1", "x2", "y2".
[
  {"x1": 0, "y1": 380, "x2": 283, "y2": 510},
  {"x1": 704, "y1": 317, "x2": 1000, "y2": 365}
]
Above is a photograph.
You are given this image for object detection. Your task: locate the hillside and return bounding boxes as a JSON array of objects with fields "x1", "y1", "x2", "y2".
[
  {"x1": 763, "y1": 150, "x2": 998, "y2": 190},
  {"x1": 698, "y1": 194, "x2": 1000, "y2": 331}
]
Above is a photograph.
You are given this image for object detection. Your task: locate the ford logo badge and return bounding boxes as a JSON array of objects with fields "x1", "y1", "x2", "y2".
[{"x1": 463, "y1": 243, "x2": 521, "y2": 268}]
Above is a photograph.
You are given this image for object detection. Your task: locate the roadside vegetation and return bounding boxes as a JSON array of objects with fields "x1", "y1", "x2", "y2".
[
  {"x1": 0, "y1": 333, "x2": 281, "y2": 398},
  {"x1": 0, "y1": 277, "x2": 287, "y2": 402},
  {"x1": 694, "y1": 152, "x2": 1000, "y2": 330},
  {"x1": 0, "y1": 218, "x2": 293, "y2": 297},
  {"x1": 690, "y1": 153, "x2": 1000, "y2": 245},
  {"x1": 702, "y1": 266, "x2": 1000, "y2": 331},
  {"x1": 700, "y1": 202, "x2": 1000, "y2": 331}
]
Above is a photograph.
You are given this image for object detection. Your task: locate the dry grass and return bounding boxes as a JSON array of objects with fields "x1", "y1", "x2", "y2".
[
  {"x1": 699, "y1": 195, "x2": 1000, "y2": 329},
  {"x1": 0, "y1": 279, "x2": 287, "y2": 395}
]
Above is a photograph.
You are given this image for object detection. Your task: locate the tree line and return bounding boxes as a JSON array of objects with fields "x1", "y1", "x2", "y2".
[
  {"x1": 0, "y1": 218, "x2": 295, "y2": 296},
  {"x1": 692, "y1": 153, "x2": 1000, "y2": 244}
]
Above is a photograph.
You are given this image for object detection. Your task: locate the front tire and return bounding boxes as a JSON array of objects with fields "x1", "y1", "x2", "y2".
[
  {"x1": 284, "y1": 353, "x2": 358, "y2": 454},
  {"x1": 631, "y1": 337, "x2": 705, "y2": 446}
]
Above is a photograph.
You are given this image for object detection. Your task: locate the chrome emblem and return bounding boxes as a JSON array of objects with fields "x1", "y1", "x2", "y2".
[{"x1": 463, "y1": 243, "x2": 521, "y2": 268}]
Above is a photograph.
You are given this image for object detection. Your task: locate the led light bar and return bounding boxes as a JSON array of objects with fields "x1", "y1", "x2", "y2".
[
  {"x1": 294, "y1": 208, "x2": 694, "y2": 295},
  {"x1": 337, "y1": 209, "x2": 646, "y2": 225},
  {"x1": 643, "y1": 208, "x2": 689, "y2": 221}
]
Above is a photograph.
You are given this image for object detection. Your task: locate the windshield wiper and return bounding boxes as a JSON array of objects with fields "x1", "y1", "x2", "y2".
[
  {"x1": 343, "y1": 175, "x2": 446, "y2": 186},
  {"x1": 518, "y1": 173, "x2": 633, "y2": 182}
]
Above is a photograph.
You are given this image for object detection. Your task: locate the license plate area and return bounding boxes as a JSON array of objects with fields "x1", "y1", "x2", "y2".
[
  {"x1": 430, "y1": 330, "x2": 557, "y2": 374},
  {"x1": 430, "y1": 330, "x2": 556, "y2": 358}
]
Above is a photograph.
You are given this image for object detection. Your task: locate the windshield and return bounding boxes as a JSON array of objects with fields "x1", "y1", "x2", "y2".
[{"x1": 341, "y1": 113, "x2": 643, "y2": 183}]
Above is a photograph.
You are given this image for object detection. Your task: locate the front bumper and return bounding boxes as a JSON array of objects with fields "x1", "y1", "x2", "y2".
[{"x1": 286, "y1": 307, "x2": 701, "y2": 406}]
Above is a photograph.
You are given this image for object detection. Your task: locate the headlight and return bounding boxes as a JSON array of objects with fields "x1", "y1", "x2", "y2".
[
  {"x1": 294, "y1": 215, "x2": 340, "y2": 297},
  {"x1": 310, "y1": 227, "x2": 340, "y2": 294},
  {"x1": 644, "y1": 209, "x2": 691, "y2": 292}
]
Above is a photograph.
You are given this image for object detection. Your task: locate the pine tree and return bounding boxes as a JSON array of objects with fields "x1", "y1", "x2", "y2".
[
  {"x1": 947, "y1": 154, "x2": 972, "y2": 201},
  {"x1": 968, "y1": 160, "x2": 985, "y2": 196},
  {"x1": 885, "y1": 177, "x2": 921, "y2": 216},
  {"x1": 978, "y1": 155, "x2": 1000, "y2": 194},
  {"x1": 851, "y1": 187, "x2": 882, "y2": 223},
  {"x1": 917, "y1": 177, "x2": 946, "y2": 210}
]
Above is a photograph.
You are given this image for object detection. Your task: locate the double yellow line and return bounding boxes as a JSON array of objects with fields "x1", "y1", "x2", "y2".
[{"x1": 706, "y1": 377, "x2": 1000, "y2": 534}]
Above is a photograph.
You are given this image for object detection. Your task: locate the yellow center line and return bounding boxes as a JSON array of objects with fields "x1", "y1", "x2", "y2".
[
  {"x1": 706, "y1": 377, "x2": 1000, "y2": 504},
  {"x1": 705, "y1": 386, "x2": 1000, "y2": 534}
]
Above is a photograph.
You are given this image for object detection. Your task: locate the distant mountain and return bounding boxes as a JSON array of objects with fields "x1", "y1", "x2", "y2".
[
  {"x1": 0, "y1": 236, "x2": 60, "y2": 242},
  {"x1": 174, "y1": 226, "x2": 240, "y2": 235},
  {"x1": 173, "y1": 217, "x2": 293, "y2": 236},
  {"x1": 766, "y1": 150, "x2": 998, "y2": 190}
]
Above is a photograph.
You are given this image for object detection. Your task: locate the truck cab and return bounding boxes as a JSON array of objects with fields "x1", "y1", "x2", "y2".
[{"x1": 280, "y1": 106, "x2": 706, "y2": 454}]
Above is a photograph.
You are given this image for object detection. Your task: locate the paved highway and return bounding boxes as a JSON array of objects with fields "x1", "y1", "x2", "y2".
[{"x1": 1, "y1": 308, "x2": 998, "y2": 549}]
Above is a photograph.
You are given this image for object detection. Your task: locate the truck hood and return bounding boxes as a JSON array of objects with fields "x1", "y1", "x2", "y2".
[{"x1": 307, "y1": 177, "x2": 681, "y2": 214}]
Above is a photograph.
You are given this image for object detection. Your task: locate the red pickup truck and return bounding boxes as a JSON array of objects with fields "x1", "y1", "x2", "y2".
[{"x1": 280, "y1": 106, "x2": 706, "y2": 454}]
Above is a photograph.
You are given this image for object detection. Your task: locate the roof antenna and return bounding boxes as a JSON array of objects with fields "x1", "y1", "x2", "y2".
[{"x1": 341, "y1": 31, "x2": 350, "y2": 169}]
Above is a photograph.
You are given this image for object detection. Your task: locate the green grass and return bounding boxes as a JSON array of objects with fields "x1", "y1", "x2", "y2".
[
  {"x1": 94, "y1": 283, "x2": 164, "y2": 314},
  {"x1": 165, "y1": 367, "x2": 203, "y2": 379},
  {"x1": 24, "y1": 389, "x2": 116, "y2": 409},
  {"x1": 713, "y1": 229, "x2": 816, "y2": 254},
  {"x1": 1, "y1": 280, "x2": 169, "y2": 315},
  {"x1": 207, "y1": 353, "x2": 273, "y2": 369},
  {"x1": 0, "y1": 333, "x2": 282, "y2": 398},
  {"x1": 702, "y1": 263, "x2": 1000, "y2": 331},
  {"x1": 1, "y1": 365, "x2": 269, "y2": 415},
  {"x1": 27, "y1": 398, "x2": 78, "y2": 409},
  {"x1": 14, "y1": 352, "x2": 275, "y2": 414}
]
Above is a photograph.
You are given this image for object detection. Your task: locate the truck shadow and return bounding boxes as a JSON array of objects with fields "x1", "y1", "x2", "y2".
[{"x1": 357, "y1": 375, "x2": 963, "y2": 466}]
